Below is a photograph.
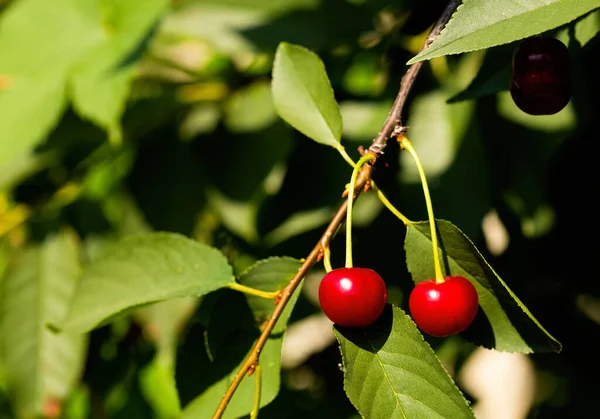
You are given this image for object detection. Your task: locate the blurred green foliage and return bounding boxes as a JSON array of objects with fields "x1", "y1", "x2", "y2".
[{"x1": 0, "y1": 0, "x2": 599, "y2": 418}]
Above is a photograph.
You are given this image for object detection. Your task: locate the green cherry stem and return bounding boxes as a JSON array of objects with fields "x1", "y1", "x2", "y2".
[
  {"x1": 323, "y1": 246, "x2": 333, "y2": 273},
  {"x1": 250, "y1": 365, "x2": 262, "y2": 419},
  {"x1": 371, "y1": 183, "x2": 412, "y2": 225},
  {"x1": 400, "y1": 137, "x2": 444, "y2": 284},
  {"x1": 346, "y1": 153, "x2": 374, "y2": 268},
  {"x1": 335, "y1": 146, "x2": 413, "y2": 225},
  {"x1": 227, "y1": 283, "x2": 280, "y2": 299}
]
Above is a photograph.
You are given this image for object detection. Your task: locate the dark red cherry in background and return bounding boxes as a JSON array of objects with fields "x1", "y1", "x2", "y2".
[
  {"x1": 318, "y1": 267, "x2": 387, "y2": 327},
  {"x1": 510, "y1": 36, "x2": 571, "y2": 114},
  {"x1": 510, "y1": 36, "x2": 571, "y2": 115},
  {"x1": 408, "y1": 276, "x2": 479, "y2": 337}
]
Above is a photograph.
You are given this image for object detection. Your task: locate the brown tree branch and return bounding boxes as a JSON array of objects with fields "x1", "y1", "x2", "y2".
[
  {"x1": 212, "y1": 165, "x2": 373, "y2": 419},
  {"x1": 212, "y1": 1, "x2": 461, "y2": 417},
  {"x1": 369, "y1": 0, "x2": 462, "y2": 156}
]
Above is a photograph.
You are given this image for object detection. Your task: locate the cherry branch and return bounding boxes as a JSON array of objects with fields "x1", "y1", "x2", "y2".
[
  {"x1": 212, "y1": 2, "x2": 460, "y2": 417},
  {"x1": 369, "y1": 0, "x2": 461, "y2": 156}
]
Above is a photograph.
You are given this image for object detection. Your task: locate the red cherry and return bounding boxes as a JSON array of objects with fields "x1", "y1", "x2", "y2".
[
  {"x1": 318, "y1": 267, "x2": 387, "y2": 327},
  {"x1": 408, "y1": 276, "x2": 478, "y2": 337},
  {"x1": 510, "y1": 36, "x2": 571, "y2": 115}
]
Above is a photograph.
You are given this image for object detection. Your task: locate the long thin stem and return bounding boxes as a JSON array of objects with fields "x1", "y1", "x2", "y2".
[
  {"x1": 227, "y1": 283, "x2": 280, "y2": 300},
  {"x1": 370, "y1": 183, "x2": 412, "y2": 225},
  {"x1": 401, "y1": 137, "x2": 444, "y2": 283},
  {"x1": 250, "y1": 365, "x2": 262, "y2": 419},
  {"x1": 345, "y1": 153, "x2": 374, "y2": 268}
]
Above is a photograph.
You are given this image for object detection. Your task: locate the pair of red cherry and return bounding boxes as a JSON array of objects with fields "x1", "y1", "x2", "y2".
[
  {"x1": 318, "y1": 267, "x2": 479, "y2": 337},
  {"x1": 510, "y1": 36, "x2": 571, "y2": 115},
  {"x1": 318, "y1": 37, "x2": 575, "y2": 335}
]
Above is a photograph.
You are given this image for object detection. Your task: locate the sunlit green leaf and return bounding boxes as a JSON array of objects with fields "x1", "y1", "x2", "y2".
[
  {"x1": 0, "y1": 0, "x2": 101, "y2": 168},
  {"x1": 408, "y1": 0, "x2": 600, "y2": 64},
  {"x1": 58, "y1": 233, "x2": 234, "y2": 333},
  {"x1": 335, "y1": 306, "x2": 475, "y2": 419},
  {"x1": 272, "y1": 42, "x2": 342, "y2": 146}
]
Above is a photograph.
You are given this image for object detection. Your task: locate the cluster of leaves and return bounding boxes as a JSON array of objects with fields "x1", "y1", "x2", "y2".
[{"x1": 1, "y1": 0, "x2": 600, "y2": 418}]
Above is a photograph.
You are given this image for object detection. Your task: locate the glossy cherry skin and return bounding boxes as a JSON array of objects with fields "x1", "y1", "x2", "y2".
[
  {"x1": 408, "y1": 276, "x2": 479, "y2": 337},
  {"x1": 510, "y1": 36, "x2": 571, "y2": 115},
  {"x1": 318, "y1": 267, "x2": 387, "y2": 327}
]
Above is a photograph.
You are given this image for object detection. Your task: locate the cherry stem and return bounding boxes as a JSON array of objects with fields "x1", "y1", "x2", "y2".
[
  {"x1": 227, "y1": 283, "x2": 280, "y2": 300},
  {"x1": 323, "y1": 246, "x2": 333, "y2": 273},
  {"x1": 371, "y1": 183, "x2": 412, "y2": 225},
  {"x1": 250, "y1": 365, "x2": 262, "y2": 419},
  {"x1": 400, "y1": 137, "x2": 444, "y2": 283},
  {"x1": 336, "y1": 146, "x2": 413, "y2": 225},
  {"x1": 346, "y1": 153, "x2": 374, "y2": 268}
]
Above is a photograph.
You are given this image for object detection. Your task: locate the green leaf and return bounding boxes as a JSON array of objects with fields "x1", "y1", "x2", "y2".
[
  {"x1": 0, "y1": 0, "x2": 103, "y2": 169},
  {"x1": 58, "y1": 232, "x2": 234, "y2": 333},
  {"x1": 405, "y1": 220, "x2": 561, "y2": 353},
  {"x1": 334, "y1": 306, "x2": 474, "y2": 419},
  {"x1": 0, "y1": 231, "x2": 87, "y2": 418},
  {"x1": 408, "y1": 0, "x2": 600, "y2": 64},
  {"x1": 182, "y1": 257, "x2": 303, "y2": 419},
  {"x1": 272, "y1": 42, "x2": 342, "y2": 146},
  {"x1": 0, "y1": 71, "x2": 68, "y2": 170},
  {"x1": 69, "y1": 0, "x2": 169, "y2": 141}
]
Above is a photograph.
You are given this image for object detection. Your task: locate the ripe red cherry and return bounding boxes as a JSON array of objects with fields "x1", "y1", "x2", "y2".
[
  {"x1": 510, "y1": 36, "x2": 571, "y2": 115},
  {"x1": 408, "y1": 276, "x2": 478, "y2": 337},
  {"x1": 318, "y1": 267, "x2": 387, "y2": 327}
]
